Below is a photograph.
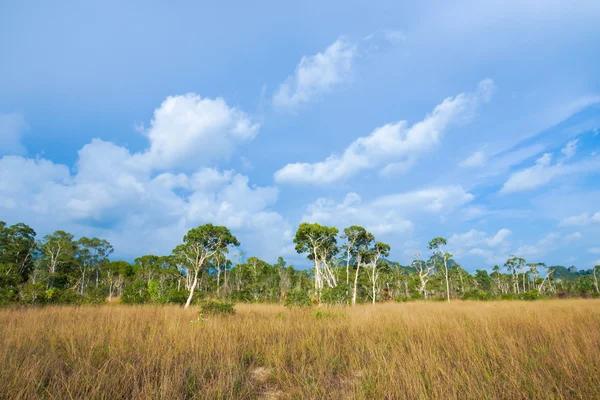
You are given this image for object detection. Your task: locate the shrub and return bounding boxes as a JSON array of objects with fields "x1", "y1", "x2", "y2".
[
  {"x1": 522, "y1": 289, "x2": 546, "y2": 301},
  {"x1": 200, "y1": 300, "x2": 236, "y2": 315},
  {"x1": 82, "y1": 288, "x2": 107, "y2": 305},
  {"x1": 284, "y1": 290, "x2": 311, "y2": 307},
  {"x1": 462, "y1": 290, "x2": 490, "y2": 301},
  {"x1": 321, "y1": 285, "x2": 350, "y2": 305},
  {"x1": 395, "y1": 296, "x2": 416, "y2": 303},
  {"x1": 18, "y1": 283, "x2": 47, "y2": 305},
  {"x1": 121, "y1": 281, "x2": 150, "y2": 304}
]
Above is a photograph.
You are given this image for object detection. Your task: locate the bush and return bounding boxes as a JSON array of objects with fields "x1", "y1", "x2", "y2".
[
  {"x1": 462, "y1": 290, "x2": 490, "y2": 301},
  {"x1": 121, "y1": 281, "x2": 150, "y2": 304},
  {"x1": 321, "y1": 285, "x2": 350, "y2": 305},
  {"x1": 200, "y1": 300, "x2": 236, "y2": 315},
  {"x1": 284, "y1": 290, "x2": 311, "y2": 307},
  {"x1": 82, "y1": 287, "x2": 107, "y2": 305},
  {"x1": 395, "y1": 296, "x2": 416, "y2": 303},
  {"x1": 18, "y1": 283, "x2": 47, "y2": 305},
  {"x1": 522, "y1": 289, "x2": 547, "y2": 301}
]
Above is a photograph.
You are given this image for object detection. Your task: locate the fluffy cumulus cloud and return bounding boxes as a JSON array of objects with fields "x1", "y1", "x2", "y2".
[
  {"x1": 448, "y1": 228, "x2": 512, "y2": 264},
  {"x1": 133, "y1": 94, "x2": 259, "y2": 170},
  {"x1": 0, "y1": 96, "x2": 292, "y2": 261},
  {"x1": 275, "y1": 79, "x2": 495, "y2": 184},
  {"x1": 273, "y1": 38, "x2": 356, "y2": 110},
  {"x1": 302, "y1": 185, "x2": 474, "y2": 236},
  {"x1": 0, "y1": 113, "x2": 28, "y2": 156},
  {"x1": 560, "y1": 211, "x2": 600, "y2": 226},
  {"x1": 501, "y1": 145, "x2": 600, "y2": 194}
]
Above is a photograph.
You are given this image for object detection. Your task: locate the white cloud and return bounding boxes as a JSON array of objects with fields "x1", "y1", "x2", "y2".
[
  {"x1": 0, "y1": 96, "x2": 291, "y2": 262},
  {"x1": 459, "y1": 150, "x2": 486, "y2": 167},
  {"x1": 273, "y1": 39, "x2": 356, "y2": 110},
  {"x1": 0, "y1": 113, "x2": 27, "y2": 156},
  {"x1": 561, "y1": 138, "x2": 578, "y2": 158},
  {"x1": 565, "y1": 231, "x2": 583, "y2": 241},
  {"x1": 501, "y1": 152, "x2": 600, "y2": 193},
  {"x1": 372, "y1": 185, "x2": 474, "y2": 213},
  {"x1": 275, "y1": 80, "x2": 495, "y2": 184},
  {"x1": 449, "y1": 228, "x2": 512, "y2": 248},
  {"x1": 560, "y1": 211, "x2": 600, "y2": 226},
  {"x1": 448, "y1": 228, "x2": 512, "y2": 265},
  {"x1": 303, "y1": 185, "x2": 473, "y2": 236},
  {"x1": 588, "y1": 248, "x2": 600, "y2": 254},
  {"x1": 133, "y1": 94, "x2": 259, "y2": 170},
  {"x1": 515, "y1": 232, "x2": 561, "y2": 258}
]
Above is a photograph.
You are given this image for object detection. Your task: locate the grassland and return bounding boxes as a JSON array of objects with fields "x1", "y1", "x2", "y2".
[{"x1": 1, "y1": 300, "x2": 599, "y2": 399}]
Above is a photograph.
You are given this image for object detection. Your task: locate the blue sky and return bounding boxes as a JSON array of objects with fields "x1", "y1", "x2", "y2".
[{"x1": 1, "y1": 0, "x2": 600, "y2": 271}]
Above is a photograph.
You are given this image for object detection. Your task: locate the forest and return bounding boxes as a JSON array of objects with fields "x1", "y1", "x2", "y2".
[{"x1": 2, "y1": 220, "x2": 599, "y2": 307}]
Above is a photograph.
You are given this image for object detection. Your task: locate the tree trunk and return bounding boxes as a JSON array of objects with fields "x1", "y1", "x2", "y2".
[
  {"x1": 184, "y1": 269, "x2": 199, "y2": 309},
  {"x1": 80, "y1": 268, "x2": 86, "y2": 295},
  {"x1": 444, "y1": 258, "x2": 450, "y2": 303},
  {"x1": 593, "y1": 268, "x2": 599, "y2": 294},
  {"x1": 352, "y1": 263, "x2": 361, "y2": 306},
  {"x1": 371, "y1": 265, "x2": 376, "y2": 305}
]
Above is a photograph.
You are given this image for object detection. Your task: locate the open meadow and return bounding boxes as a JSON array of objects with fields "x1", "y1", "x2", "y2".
[{"x1": 1, "y1": 300, "x2": 599, "y2": 399}]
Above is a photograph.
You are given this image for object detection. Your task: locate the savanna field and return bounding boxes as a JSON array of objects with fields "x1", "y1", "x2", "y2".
[{"x1": 1, "y1": 300, "x2": 599, "y2": 400}]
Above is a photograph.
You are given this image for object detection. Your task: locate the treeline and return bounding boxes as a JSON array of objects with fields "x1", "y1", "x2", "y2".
[{"x1": 0, "y1": 220, "x2": 599, "y2": 306}]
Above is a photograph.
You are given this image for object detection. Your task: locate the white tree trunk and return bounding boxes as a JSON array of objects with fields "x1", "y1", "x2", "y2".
[{"x1": 184, "y1": 269, "x2": 199, "y2": 309}]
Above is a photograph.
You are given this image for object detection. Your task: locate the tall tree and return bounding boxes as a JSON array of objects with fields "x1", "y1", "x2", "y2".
[
  {"x1": 75, "y1": 237, "x2": 113, "y2": 295},
  {"x1": 341, "y1": 226, "x2": 367, "y2": 286},
  {"x1": 39, "y1": 230, "x2": 76, "y2": 288},
  {"x1": 174, "y1": 224, "x2": 239, "y2": 309},
  {"x1": 294, "y1": 223, "x2": 339, "y2": 299},
  {"x1": 412, "y1": 249, "x2": 435, "y2": 298},
  {"x1": 365, "y1": 241, "x2": 391, "y2": 304},
  {"x1": 0, "y1": 222, "x2": 37, "y2": 282},
  {"x1": 428, "y1": 237, "x2": 452, "y2": 303}
]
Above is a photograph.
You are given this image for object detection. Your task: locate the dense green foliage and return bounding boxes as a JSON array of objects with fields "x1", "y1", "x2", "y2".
[{"x1": 0, "y1": 220, "x2": 598, "y2": 306}]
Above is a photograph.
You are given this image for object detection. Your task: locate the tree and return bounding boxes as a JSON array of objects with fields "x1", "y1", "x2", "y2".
[
  {"x1": 365, "y1": 241, "x2": 391, "y2": 304},
  {"x1": 594, "y1": 265, "x2": 600, "y2": 294},
  {"x1": 75, "y1": 237, "x2": 113, "y2": 295},
  {"x1": 428, "y1": 237, "x2": 452, "y2": 303},
  {"x1": 294, "y1": 223, "x2": 339, "y2": 300},
  {"x1": 174, "y1": 224, "x2": 239, "y2": 309},
  {"x1": 351, "y1": 230, "x2": 375, "y2": 305},
  {"x1": 39, "y1": 230, "x2": 76, "y2": 289},
  {"x1": 504, "y1": 256, "x2": 526, "y2": 294},
  {"x1": 0, "y1": 222, "x2": 37, "y2": 282},
  {"x1": 341, "y1": 226, "x2": 368, "y2": 286},
  {"x1": 412, "y1": 249, "x2": 435, "y2": 298}
]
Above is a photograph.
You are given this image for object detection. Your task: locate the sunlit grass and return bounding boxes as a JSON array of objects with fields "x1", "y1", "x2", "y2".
[{"x1": 1, "y1": 300, "x2": 599, "y2": 399}]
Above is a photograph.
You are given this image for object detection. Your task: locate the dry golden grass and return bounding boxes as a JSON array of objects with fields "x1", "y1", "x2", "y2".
[{"x1": 1, "y1": 300, "x2": 599, "y2": 399}]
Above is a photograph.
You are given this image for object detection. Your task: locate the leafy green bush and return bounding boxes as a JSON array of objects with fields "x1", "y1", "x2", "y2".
[
  {"x1": 395, "y1": 296, "x2": 416, "y2": 302},
  {"x1": 522, "y1": 289, "x2": 547, "y2": 301},
  {"x1": 82, "y1": 287, "x2": 107, "y2": 305},
  {"x1": 121, "y1": 280, "x2": 150, "y2": 304},
  {"x1": 200, "y1": 300, "x2": 236, "y2": 315},
  {"x1": 18, "y1": 283, "x2": 47, "y2": 305},
  {"x1": 462, "y1": 290, "x2": 490, "y2": 301},
  {"x1": 284, "y1": 290, "x2": 312, "y2": 307},
  {"x1": 321, "y1": 285, "x2": 350, "y2": 305}
]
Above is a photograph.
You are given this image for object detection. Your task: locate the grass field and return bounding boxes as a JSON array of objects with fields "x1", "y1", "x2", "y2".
[{"x1": 1, "y1": 300, "x2": 599, "y2": 399}]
